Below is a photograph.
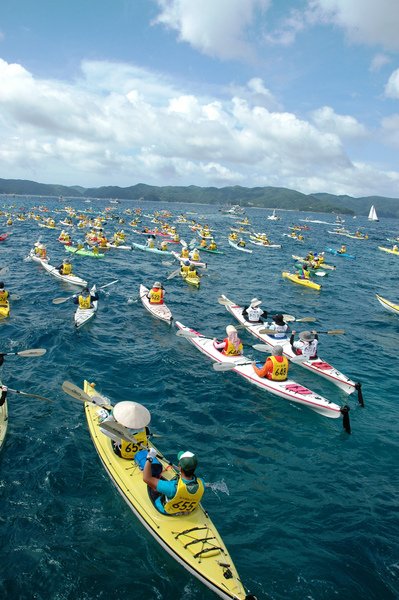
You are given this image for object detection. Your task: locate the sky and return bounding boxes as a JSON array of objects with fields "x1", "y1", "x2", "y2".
[{"x1": 0, "y1": 0, "x2": 399, "y2": 198}]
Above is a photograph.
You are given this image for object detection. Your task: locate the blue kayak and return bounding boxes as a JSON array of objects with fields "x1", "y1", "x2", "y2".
[{"x1": 325, "y1": 247, "x2": 356, "y2": 260}]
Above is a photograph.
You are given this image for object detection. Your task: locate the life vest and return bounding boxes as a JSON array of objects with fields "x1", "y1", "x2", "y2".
[
  {"x1": 62, "y1": 263, "x2": 72, "y2": 275},
  {"x1": 147, "y1": 240, "x2": 155, "y2": 248},
  {"x1": 208, "y1": 243, "x2": 216, "y2": 250},
  {"x1": 78, "y1": 294, "x2": 91, "y2": 309},
  {"x1": 0, "y1": 290, "x2": 8, "y2": 304},
  {"x1": 222, "y1": 339, "x2": 243, "y2": 356},
  {"x1": 187, "y1": 269, "x2": 197, "y2": 278},
  {"x1": 181, "y1": 248, "x2": 189, "y2": 258},
  {"x1": 181, "y1": 265, "x2": 190, "y2": 274},
  {"x1": 191, "y1": 252, "x2": 199, "y2": 261},
  {"x1": 200, "y1": 240, "x2": 207, "y2": 247},
  {"x1": 149, "y1": 288, "x2": 163, "y2": 304},
  {"x1": 120, "y1": 430, "x2": 147, "y2": 459},
  {"x1": 295, "y1": 339, "x2": 318, "y2": 359},
  {"x1": 270, "y1": 324, "x2": 288, "y2": 338},
  {"x1": 163, "y1": 476, "x2": 205, "y2": 515},
  {"x1": 246, "y1": 306, "x2": 263, "y2": 322},
  {"x1": 267, "y1": 356, "x2": 288, "y2": 381}
]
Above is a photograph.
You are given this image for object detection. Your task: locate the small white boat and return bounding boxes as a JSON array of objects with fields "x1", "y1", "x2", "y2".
[
  {"x1": 267, "y1": 209, "x2": 280, "y2": 221},
  {"x1": 228, "y1": 239, "x2": 252, "y2": 253},
  {"x1": 39, "y1": 258, "x2": 88, "y2": 288},
  {"x1": 139, "y1": 285, "x2": 172, "y2": 324},
  {"x1": 74, "y1": 285, "x2": 98, "y2": 328},
  {"x1": 368, "y1": 205, "x2": 379, "y2": 222}
]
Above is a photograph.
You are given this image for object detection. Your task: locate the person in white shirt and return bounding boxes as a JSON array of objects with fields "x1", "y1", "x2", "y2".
[{"x1": 242, "y1": 298, "x2": 268, "y2": 323}]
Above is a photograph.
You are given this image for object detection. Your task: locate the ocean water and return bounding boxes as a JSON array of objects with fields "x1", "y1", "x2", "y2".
[{"x1": 0, "y1": 197, "x2": 398, "y2": 600}]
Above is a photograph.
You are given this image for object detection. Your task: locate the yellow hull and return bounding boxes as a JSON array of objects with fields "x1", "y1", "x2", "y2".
[
  {"x1": 282, "y1": 272, "x2": 321, "y2": 290},
  {"x1": 83, "y1": 381, "x2": 248, "y2": 600},
  {"x1": 0, "y1": 301, "x2": 10, "y2": 319},
  {"x1": 378, "y1": 246, "x2": 399, "y2": 255},
  {"x1": 181, "y1": 273, "x2": 201, "y2": 288},
  {"x1": 376, "y1": 294, "x2": 399, "y2": 315}
]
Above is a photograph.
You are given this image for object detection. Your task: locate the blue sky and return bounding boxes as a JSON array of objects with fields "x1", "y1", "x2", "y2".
[{"x1": 0, "y1": 0, "x2": 399, "y2": 198}]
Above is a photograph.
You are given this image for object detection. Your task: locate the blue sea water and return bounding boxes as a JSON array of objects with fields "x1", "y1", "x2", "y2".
[{"x1": 0, "y1": 197, "x2": 398, "y2": 600}]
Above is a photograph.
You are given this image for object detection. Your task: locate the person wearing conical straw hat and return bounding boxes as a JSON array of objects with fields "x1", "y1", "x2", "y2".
[
  {"x1": 98, "y1": 400, "x2": 151, "y2": 461},
  {"x1": 242, "y1": 298, "x2": 268, "y2": 324}
]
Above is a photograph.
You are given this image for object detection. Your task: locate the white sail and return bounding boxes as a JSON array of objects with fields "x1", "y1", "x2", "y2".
[{"x1": 368, "y1": 205, "x2": 379, "y2": 221}]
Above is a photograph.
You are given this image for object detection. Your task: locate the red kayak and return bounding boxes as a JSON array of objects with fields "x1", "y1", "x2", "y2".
[{"x1": 0, "y1": 234, "x2": 8, "y2": 242}]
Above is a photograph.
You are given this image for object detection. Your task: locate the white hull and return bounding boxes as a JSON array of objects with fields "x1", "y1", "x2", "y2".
[
  {"x1": 140, "y1": 285, "x2": 172, "y2": 324},
  {"x1": 74, "y1": 285, "x2": 98, "y2": 328}
]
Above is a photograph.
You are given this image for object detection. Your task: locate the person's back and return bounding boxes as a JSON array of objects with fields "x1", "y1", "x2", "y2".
[
  {"x1": 148, "y1": 282, "x2": 164, "y2": 305},
  {"x1": 0, "y1": 283, "x2": 9, "y2": 306},
  {"x1": 243, "y1": 298, "x2": 267, "y2": 323},
  {"x1": 253, "y1": 345, "x2": 288, "y2": 381}
]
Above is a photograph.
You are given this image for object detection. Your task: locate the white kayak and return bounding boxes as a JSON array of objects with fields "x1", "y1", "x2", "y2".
[
  {"x1": 248, "y1": 240, "x2": 281, "y2": 249},
  {"x1": 219, "y1": 295, "x2": 359, "y2": 396},
  {"x1": 38, "y1": 258, "x2": 88, "y2": 288},
  {"x1": 0, "y1": 392, "x2": 8, "y2": 453},
  {"x1": 132, "y1": 242, "x2": 172, "y2": 255},
  {"x1": 175, "y1": 321, "x2": 343, "y2": 419},
  {"x1": 228, "y1": 239, "x2": 252, "y2": 253},
  {"x1": 74, "y1": 285, "x2": 98, "y2": 328},
  {"x1": 29, "y1": 248, "x2": 49, "y2": 264},
  {"x1": 171, "y1": 251, "x2": 207, "y2": 268},
  {"x1": 139, "y1": 285, "x2": 172, "y2": 324}
]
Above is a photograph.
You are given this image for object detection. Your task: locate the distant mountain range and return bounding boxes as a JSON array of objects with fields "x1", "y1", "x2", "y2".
[{"x1": 0, "y1": 177, "x2": 398, "y2": 218}]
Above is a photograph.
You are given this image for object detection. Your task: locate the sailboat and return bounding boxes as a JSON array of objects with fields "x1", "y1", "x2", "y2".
[
  {"x1": 267, "y1": 209, "x2": 280, "y2": 221},
  {"x1": 368, "y1": 205, "x2": 379, "y2": 222}
]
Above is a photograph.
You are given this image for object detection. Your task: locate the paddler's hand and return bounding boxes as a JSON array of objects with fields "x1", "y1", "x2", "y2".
[
  {"x1": 147, "y1": 448, "x2": 157, "y2": 462},
  {"x1": 292, "y1": 330, "x2": 296, "y2": 335}
]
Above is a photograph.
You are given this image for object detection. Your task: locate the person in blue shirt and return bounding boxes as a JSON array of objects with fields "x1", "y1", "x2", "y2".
[{"x1": 143, "y1": 449, "x2": 205, "y2": 515}]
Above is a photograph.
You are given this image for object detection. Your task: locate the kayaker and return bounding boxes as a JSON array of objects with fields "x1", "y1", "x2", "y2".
[
  {"x1": 237, "y1": 238, "x2": 246, "y2": 247},
  {"x1": 252, "y1": 345, "x2": 288, "y2": 381},
  {"x1": 208, "y1": 240, "x2": 217, "y2": 250},
  {"x1": 338, "y1": 244, "x2": 347, "y2": 254},
  {"x1": 73, "y1": 287, "x2": 98, "y2": 309},
  {"x1": 187, "y1": 265, "x2": 199, "y2": 278},
  {"x1": 159, "y1": 240, "x2": 168, "y2": 251},
  {"x1": 190, "y1": 248, "x2": 200, "y2": 261},
  {"x1": 180, "y1": 260, "x2": 191, "y2": 275},
  {"x1": 214, "y1": 325, "x2": 243, "y2": 356},
  {"x1": 393, "y1": 245, "x2": 398, "y2": 252},
  {"x1": 267, "y1": 314, "x2": 289, "y2": 339},
  {"x1": 0, "y1": 282, "x2": 10, "y2": 306},
  {"x1": 57, "y1": 259, "x2": 72, "y2": 275},
  {"x1": 143, "y1": 449, "x2": 205, "y2": 515},
  {"x1": 181, "y1": 247, "x2": 190, "y2": 259},
  {"x1": 296, "y1": 264, "x2": 310, "y2": 279},
  {"x1": 290, "y1": 330, "x2": 318, "y2": 359},
  {"x1": 147, "y1": 281, "x2": 164, "y2": 305},
  {"x1": 200, "y1": 239, "x2": 207, "y2": 248},
  {"x1": 242, "y1": 298, "x2": 268, "y2": 323}
]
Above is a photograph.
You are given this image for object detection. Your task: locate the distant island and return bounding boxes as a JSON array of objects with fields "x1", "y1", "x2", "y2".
[{"x1": 0, "y1": 177, "x2": 398, "y2": 218}]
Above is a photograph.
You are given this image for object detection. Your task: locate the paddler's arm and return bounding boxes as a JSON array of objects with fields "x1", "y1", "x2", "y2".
[
  {"x1": 143, "y1": 448, "x2": 160, "y2": 490},
  {"x1": 252, "y1": 358, "x2": 272, "y2": 378},
  {"x1": 290, "y1": 331, "x2": 299, "y2": 354}
]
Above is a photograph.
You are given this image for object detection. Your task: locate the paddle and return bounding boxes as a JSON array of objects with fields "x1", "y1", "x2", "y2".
[
  {"x1": 166, "y1": 268, "x2": 181, "y2": 280},
  {"x1": 213, "y1": 361, "x2": 253, "y2": 371},
  {"x1": 0, "y1": 267, "x2": 9, "y2": 276},
  {"x1": 258, "y1": 329, "x2": 345, "y2": 335},
  {"x1": 52, "y1": 279, "x2": 119, "y2": 304},
  {"x1": 251, "y1": 345, "x2": 308, "y2": 361},
  {"x1": 1, "y1": 348, "x2": 46, "y2": 358},
  {"x1": 6, "y1": 387, "x2": 52, "y2": 402},
  {"x1": 216, "y1": 297, "x2": 316, "y2": 323},
  {"x1": 62, "y1": 380, "x2": 112, "y2": 409}
]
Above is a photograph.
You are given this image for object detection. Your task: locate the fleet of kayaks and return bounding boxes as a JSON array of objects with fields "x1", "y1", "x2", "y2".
[
  {"x1": 228, "y1": 239, "x2": 252, "y2": 253},
  {"x1": 65, "y1": 246, "x2": 105, "y2": 258},
  {"x1": 74, "y1": 285, "x2": 98, "y2": 328},
  {"x1": 219, "y1": 295, "x2": 359, "y2": 396},
  {"x1": 140, "y1": 285, "x2": 172, "y2": 324},
  {"x1": 376, "y1": 294, "x2": 399, "y2": 315},
  {"x1": 175, "y1": 321, "x2": 343, "y2": 418},
  {"x1": 282, "y1": 271, "x2": 321, "y2": 291},
  {"x1": 82, "y1": 380, "x2": 252, "y2": 600}
]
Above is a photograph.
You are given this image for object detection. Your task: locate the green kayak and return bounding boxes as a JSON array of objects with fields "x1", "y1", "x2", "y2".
[
  {"x1": 200, "y1": 247, "x2": 224, "y2": 255},
  {"x1": 65, "y1": 246, "x2": 105, "y2": 258}
]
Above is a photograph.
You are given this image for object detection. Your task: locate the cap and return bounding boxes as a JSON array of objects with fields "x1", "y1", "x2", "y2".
[
  {"x1": 82, "y1": 287, "x2": 89, "y2": 293},
  {"x1": 184, "y1": 260, "x2": 190, "y2": 266},
  {"x1": 272, "y1": 345, "x2": 284, "y2": 356},
  {"x1": 64, "y1": 259, "x2": 71, "y2": 264},
  {"x1": 250, "y1": 298, "x2": 262, "y2": 307},
  {"x1": 178, "y1": 451, "x2": 198, "y2": 473},
  {"x1": 299, "y1": 331, "x2": 314, "y2": 341},
  {"x1": 153, "y1": 281, "x2": 161, "y2": 288},
  {"x1": 226, "y1": 325, "x2": 237, "y2": 335}
]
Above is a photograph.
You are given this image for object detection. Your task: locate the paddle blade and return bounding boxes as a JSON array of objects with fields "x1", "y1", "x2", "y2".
[
  {"x1": 99, "y1": 279, "x2": 119, "y2": 290},
  {"x1": 62, "y1": 381, "x2": 94, "y2": 403},
  {"x1": 167, "y1": 268, "x2": 181, "y2": 280},
  {"x1": 295, "y1": 317, "x2": 317, "y2": 322},
  {"x1": 213, "y1": 362, "x2": 237, "y2": 372},
  {"x1": 176, "y1": 329, "x2": 197, "y2": 338},
  {"x1": 324, "y1": 329, "x2": 345, "y2": 335},
  {"x1": 16, "y1": 348, "x2": 47, "y2": 357},
  {"x1": 282, "y1": 314, "x2": 295, "y2": 322},
  {"x1": 217, "y1": 296, "x2": 231, "y2": 306},
  {"x1": 7, "y1": 387, "x2": 53, "y2": 402},
  {"x1": 252, "y1": 344, "x2": 270, "y2": 352},
  {"x1": 0, "y1": 266, "x2": 10, "y2": 274},
  {"x1": 52, "y1": 297, "x2": 71, "y2": 305},
  {"x1": 258, "y1": 329, "x2": 277, "y2": 335}
]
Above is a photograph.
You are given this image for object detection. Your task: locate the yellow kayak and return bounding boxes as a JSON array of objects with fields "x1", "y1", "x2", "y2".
[
  {"x1": 82, "y1": 380, "x2": 252, "y2": 600},
  {"x1": 376, "y1": 294, "x2": 399, "y2": 315},
  {"x1": 181, "y1": 272, "x2": 201, "y2": 288},
  {"x1": 378, "y1": 246, "x2": 399, "y2": 255},
  {"x1": 282, "y1": 272, "x2": 321, "y2": 291},
  {"x1": 0, "y1": 301, "x2": 10, "y2": 319}
]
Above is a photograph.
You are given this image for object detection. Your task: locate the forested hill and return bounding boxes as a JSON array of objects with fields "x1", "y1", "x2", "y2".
[{"x1": 1, "y1": 178, "x2": 399, "y2": 217}]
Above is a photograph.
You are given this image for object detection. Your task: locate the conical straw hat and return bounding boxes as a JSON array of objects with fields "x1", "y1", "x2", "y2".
[{"x1": 113, "y1": 401, "x2": 151, "y2": 429}]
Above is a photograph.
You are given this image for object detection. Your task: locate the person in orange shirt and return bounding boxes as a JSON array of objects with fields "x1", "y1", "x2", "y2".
[{"x1": 252, "y1": 345, "x2": 288, "y2": 381}]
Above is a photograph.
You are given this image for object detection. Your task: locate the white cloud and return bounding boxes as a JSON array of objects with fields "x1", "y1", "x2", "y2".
[
  {"x1": 153, "y1": 0, "x2": 270, "y2": 60},
  {"x1": 307, "y1": 0, "x2": 399, "y2": 51},
  {"x1": 385, "y1": 69, "x2": 399, "y2": 99},
  {"x1": 311, "y1": 106, "x2": 368, "y2": 139},
  {"x1": 0, "y1": 57, "x2": 398, "y2": 196},
  {"x1": 369, "y1": 53, "x2": 391, "y2": 72}
]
